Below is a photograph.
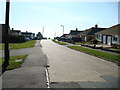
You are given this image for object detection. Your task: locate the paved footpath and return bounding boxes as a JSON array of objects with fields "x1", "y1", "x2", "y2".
[
  {"x1": 2, "y1": 40, "x2": 48, "y2": 88},
  {"x1": 41, "y1": 40, "x2": 119, "y2": 88}
]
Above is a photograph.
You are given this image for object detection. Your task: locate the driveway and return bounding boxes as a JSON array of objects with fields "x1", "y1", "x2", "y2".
[{"x1": 41, "y1": 40, "x2": 119, "y2": 88}]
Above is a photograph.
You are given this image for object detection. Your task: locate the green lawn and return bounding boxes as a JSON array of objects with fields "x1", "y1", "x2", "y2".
[
  {"x1": 9, "y1": 40, "x2": 36, "y2": 50},
  {"x1": 68, "y1": 46, "x2": 120, "y2": 63},
  {"x1": 0, "y1": 40, "x2": 36, "y2": 50},
  {"x1": 52, "y1": 40, "x2": 68, "y2": 45},
  {"x1": 1, "y1": 55, "x2": 28, "y2": 70}
]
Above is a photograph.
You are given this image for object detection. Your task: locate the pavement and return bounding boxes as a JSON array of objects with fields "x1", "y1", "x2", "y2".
[
  {"x1": 41, "y1": 40, "x2": 119, "y2": 88},
  {"x1": 2, "y1": 40, "x2": 48, "y2": 88}
]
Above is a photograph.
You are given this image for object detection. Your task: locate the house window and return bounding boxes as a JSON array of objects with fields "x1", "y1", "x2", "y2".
[
  {"x1": 113, "y1": 37, "x2": 118, "y2": 41},
  {"x1": 96, "y1": 34, "x2": 101, "y2": 40}
]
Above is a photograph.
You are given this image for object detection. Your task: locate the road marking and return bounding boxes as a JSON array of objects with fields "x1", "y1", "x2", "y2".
[{"x1": 46, "y1": 67, "x2": 50, "y2": 88}]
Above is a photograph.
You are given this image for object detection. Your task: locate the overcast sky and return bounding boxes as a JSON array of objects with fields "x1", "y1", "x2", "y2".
[{"x1": 0, "y1": 0, "x2": 118, "y2": 38}]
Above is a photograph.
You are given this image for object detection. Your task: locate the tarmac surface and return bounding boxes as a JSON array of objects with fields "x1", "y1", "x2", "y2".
[
  {"x1": 2, "y1": 40, "x2": 48, "y2": 88},
  {"x1": 1, "y1": 40, "x2": 119, "y2": 89},
  {"x1": 41, "y1": 40, "x2": 119, "y2": 88}
]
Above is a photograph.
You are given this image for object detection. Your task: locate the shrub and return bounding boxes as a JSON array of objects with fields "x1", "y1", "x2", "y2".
[
  {"x1": 90, "y1": 39, "x2": 98, "y2": 44},
  {"x1": 9, "y1": 35, "x2": 26, "y2": 43}
]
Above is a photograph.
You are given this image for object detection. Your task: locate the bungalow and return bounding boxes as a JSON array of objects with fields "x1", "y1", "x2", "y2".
[
  {"x1": 69, "y1": 28, "x2": 82, "y2": 38},
  {"x1": 10, "y1": 28, "x2": 21, "y2": 35},
  {"x1": 68, "y1": 28, "x2": 83, "y2": 42},
  {"x1": 61, "y1": 34, "x2": 69, "y2": 38},
  {"x1": 59, "y1": 34, "x2": 70, "y2": 41},
  {"x1": 21, "y1": 31, "x2": 35, "y2": 40},
  {"x1": 79, "y1": 25, "x2": 106, "y2": 42},
  {"x1": 95, "y1": 24, "x2": 120, "y2": 46}
]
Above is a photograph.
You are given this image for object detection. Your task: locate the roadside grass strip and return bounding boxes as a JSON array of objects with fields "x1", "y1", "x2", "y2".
[
  {"x1": 9, "y1": 40, "x2": 36, "y2": 50},
  {"x1": 68, "y1": 46, "x2": 120, "y2": 63},
  {"x1": 0, "y1": 55, "x2": 28, "y2": 70},
  {"x1": 52, "y1": 40, "x2": 68, "y2": 45}
]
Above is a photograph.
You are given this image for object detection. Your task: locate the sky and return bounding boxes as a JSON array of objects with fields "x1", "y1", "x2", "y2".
[{"x1": 0, "y1": 0, "x2": 119, "y2": 38}]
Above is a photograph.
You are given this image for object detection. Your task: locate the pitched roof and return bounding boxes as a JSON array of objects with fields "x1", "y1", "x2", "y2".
[
  {"x1": 69, "y1": 30, "x2": 82, "y2": 35},
  {"x1": 95, "y1": 24, "x2": 120, "y2": 36},
  {"x1": 61, "y1": 34, "x2": 69, "y2": 37},
  {"x1": 21, "y1": 32, "x2": 32, "y2": 34},
  {"x1": 10, "y1": 30, "x2": 21, "y2": 32},
  {"x1": 79, "y1": 27, "x2": 106, "y2": 36}
]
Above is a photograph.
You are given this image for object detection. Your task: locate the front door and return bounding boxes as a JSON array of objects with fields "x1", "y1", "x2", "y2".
[{"x1": 107, "y1": 36, "x2": 112, "y2": 45}]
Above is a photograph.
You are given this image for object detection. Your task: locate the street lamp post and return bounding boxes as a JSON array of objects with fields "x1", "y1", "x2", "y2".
[
  {"x1": 60, "y1": 25, "x2": 64, "y2": 35},
  {"x1": 2, "y1": 0, "x2": 10, "y2": 73}
]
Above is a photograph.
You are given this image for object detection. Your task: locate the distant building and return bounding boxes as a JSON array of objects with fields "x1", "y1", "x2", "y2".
[
  {"x1": 79, "y1": 25, "x2": 106, "y2": 42},
  {"x1": 68, "y1": 28, "x2": 83, "y2": 42},
  {"x1": 21, "y1": 31, "x2": 35, "y2": 40},
  {"x1": 36, "y1": 32, "x2": 43, "y2": 39},
  {"x1": 95, "y1": 24, "x2": 120, "y2": 46},
  {"x1": 10, "y1": 28, "x2": 21, "y2": 35},
  {"x1": 69, "y1": 28, "x2": 82, "y2": 38},
  {"x1": 61, "y1": 34, "x2": 69, "y2": 39}
]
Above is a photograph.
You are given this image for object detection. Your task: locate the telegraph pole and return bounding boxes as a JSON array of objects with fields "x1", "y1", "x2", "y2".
[{"x1": 2, "y1": 0, "x2": 10, "y2": 73}]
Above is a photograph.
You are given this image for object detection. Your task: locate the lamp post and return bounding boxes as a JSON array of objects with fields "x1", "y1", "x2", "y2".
[
  {"x1": 2, "y1": 0, "x2": 10, "y2": 73},
  {"x1": 60, "y1": 25, "x2": 64, "y2": 35}
]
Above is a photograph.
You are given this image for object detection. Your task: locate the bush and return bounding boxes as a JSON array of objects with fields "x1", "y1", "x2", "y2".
[
  {"x1": 112, "y1": 44, "x2": 120, "y2": 49},
  {"x1": 90, "y1": 39, "x2": 98, "y2": 44},
  {"x1": 9, "y1": 35, "x2": 26, "y2": 43}
]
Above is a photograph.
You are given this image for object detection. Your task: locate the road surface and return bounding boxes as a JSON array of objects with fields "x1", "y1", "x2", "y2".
[{"x1": 41, "y1": 40, "x2": 119, "y2": 88}]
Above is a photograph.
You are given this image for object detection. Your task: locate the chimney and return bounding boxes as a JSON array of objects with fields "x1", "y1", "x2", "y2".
[
  {"x1": 95, "y1": 24, "x2": 98, "y2": 28},
  {"x1": 76, "y1": 28, "x2": 78, "y2": 31}
]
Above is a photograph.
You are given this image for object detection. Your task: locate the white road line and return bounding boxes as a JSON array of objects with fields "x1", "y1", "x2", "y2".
[{"x1": 46, "y1": 68, "x2": 50, "y2": 88}]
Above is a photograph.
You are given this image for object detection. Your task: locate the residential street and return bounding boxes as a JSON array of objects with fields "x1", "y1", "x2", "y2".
[{"x1": 41, "y1": 40, "x2": 119, "y2": 88}]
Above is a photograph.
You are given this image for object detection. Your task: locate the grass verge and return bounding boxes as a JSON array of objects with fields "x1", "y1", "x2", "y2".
[
  {"x1": 9, "y1": 40, "x2": 36, "y2": 50},
  {"x1": 52, "y1": 39, "x2": 68, "y2": 45},
  {"x1": 0, "y1": 55, "x2": 28, "y2": 70},
  {"x1": 0, "y1": 40, "x2": 36, "y2": 50},
  {"x1": 68, "y1": 46, "x2": 120, "y2": 63}
]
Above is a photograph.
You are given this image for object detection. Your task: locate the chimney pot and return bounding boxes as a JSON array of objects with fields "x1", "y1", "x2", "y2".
[
  {"x1": 95, "y1": 24, "x2": 98, "y2": 28},
  {"x1": 76, "y1": 28, "x2": 78, "y2": 31}
]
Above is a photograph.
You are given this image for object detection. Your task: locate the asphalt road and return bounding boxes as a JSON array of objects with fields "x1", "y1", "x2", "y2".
[{"x1": 41, "y1": 40, "x2": 119, "y2": 88}]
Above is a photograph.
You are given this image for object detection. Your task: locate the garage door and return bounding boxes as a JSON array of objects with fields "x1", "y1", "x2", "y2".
[{"x1": 103, "y1": 35, "x2": 106, "y2": 44}]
